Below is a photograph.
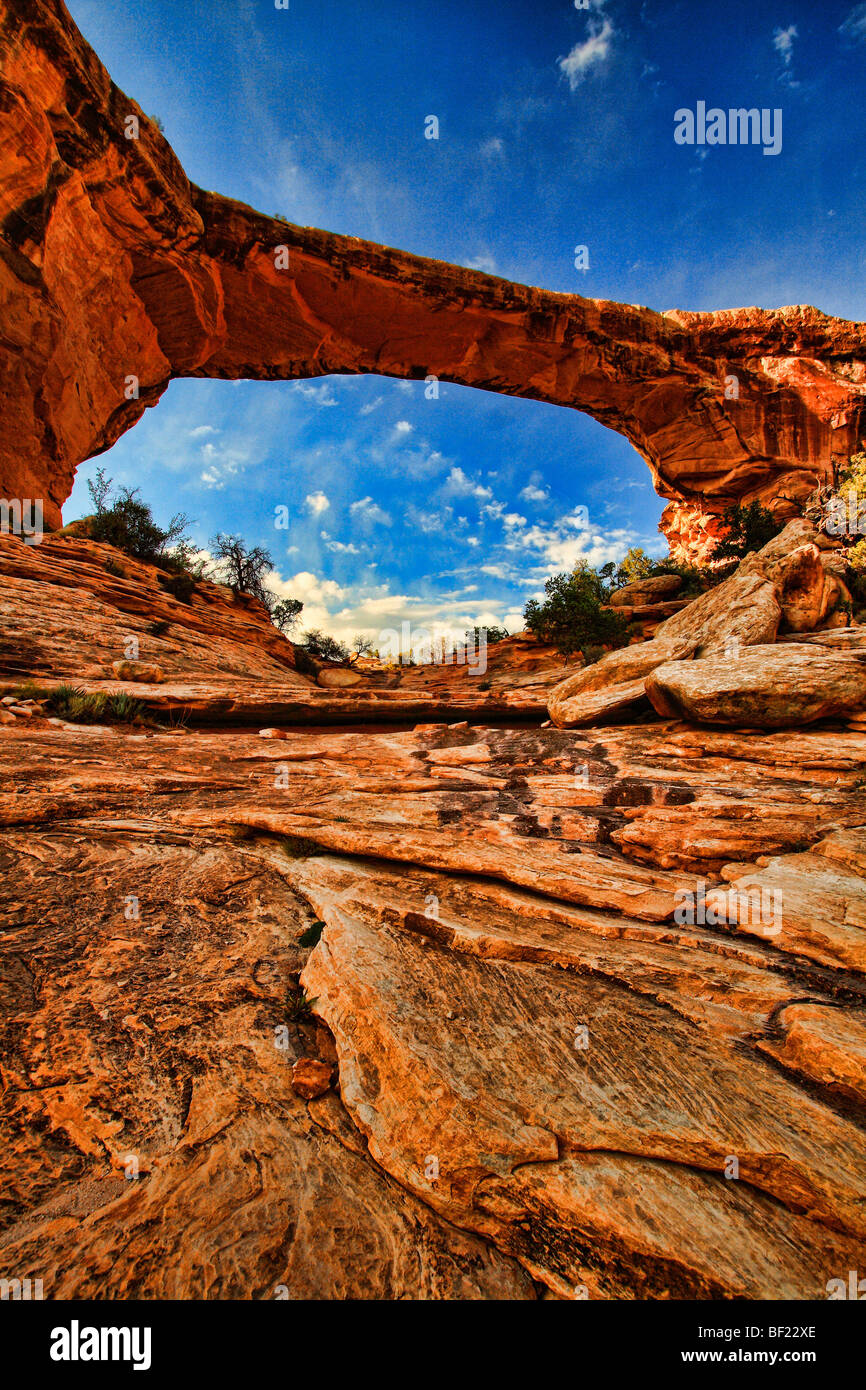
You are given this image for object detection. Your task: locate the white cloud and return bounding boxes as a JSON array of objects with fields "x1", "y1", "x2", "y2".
[
  {"x1": 445, "y1": 466, "x2": 493, "y2": 500},
  {"x1": 322, "y1": 536, "x2": 360, "y2": 555},
  {"x1": 305, "y1": 491, "x2": 331, "y2": 515},
  {"x1": 840, "y1": 4, "x2": 866, "y2": 41},
  {"x1": 773, "y1": 24, "x2": 797, "y2": 64},
  {"x1": 394, "y1": 420, "x2": 413, "y2": 434},
  {"x1": 188, "y1": 425, "x2": 218, "y2": 438},
  {"x1": 404, "y1": 504, "x2": 454, "y2": 534},
  {"x1": 350, "y1": 496, "x2": 392, "y2": 526},
  {"x1": 360, "y1": 396, "x2": 384, "y2": 415},
  {"x1": 480, "y1": 137, "x2": 504, "y2": 158},
  {"x1": 465, "y1": 253, "x2": 497, "y2": 274},
  {"x1": 519, "y1": 483, "x2": 549, "y2": 502},
  {"x1": 559, "y1": 18, "x2": 614, "y2": 89},
  {"x1": 198, "y1": 440, "x2": 245, "y2": 488},
  {"x1": 293, "y1": 381, "x2": 339, "y2": 407},
  {"x1": 507, "y1": 510, "x2": 638, "y2": 572}
]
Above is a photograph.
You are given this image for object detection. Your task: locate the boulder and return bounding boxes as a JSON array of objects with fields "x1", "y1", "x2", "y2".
[
  {"x1": 646, "y1": 645, "x2": 866, "y2": 728},
  {"x1": 316, "y1": 667, "x2": 366, "y2": 689},
  {"x1": 779, "y1": 626, "x2": 866, "y2": 650},
  {"x1": 291, "y1": 1057, "x2": 333, "y2": 1100},
  {"x1": 609, "y1": 574, "x2": 682, "y2": 607},
  {"x1": 738, "y1": 520, "x2": 850, "y2": 632},
  {"x1": 548, "y1": 638, "x2": 695, "y2": 727},
  {"x1": 653, "y1": 574, "x2": 781, "y2": 655},
  {"x1": 111, "y1": 659, "x2": 164, "y2": 683}
]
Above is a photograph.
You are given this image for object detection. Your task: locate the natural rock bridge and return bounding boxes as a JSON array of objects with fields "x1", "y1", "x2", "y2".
[{"x1": 2, "y1": 0, "x2": 865, "y2": 556}]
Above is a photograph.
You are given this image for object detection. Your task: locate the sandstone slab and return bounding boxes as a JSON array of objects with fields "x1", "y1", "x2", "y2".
[{"x1": 646, "y1": 645, "x2": 866, "y2": 728}]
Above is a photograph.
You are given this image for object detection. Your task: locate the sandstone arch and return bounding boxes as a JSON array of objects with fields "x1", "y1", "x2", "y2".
[{"x1": 2, "y1": 0, "x2": 865, "y2": 558}]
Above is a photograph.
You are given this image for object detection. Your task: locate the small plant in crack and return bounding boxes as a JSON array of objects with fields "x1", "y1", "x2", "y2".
[
  {"x1": 298, "y1": 919, "x2": 325, "y2": 948},
  {"x1": 285, "y1": 986, "x2": 319, "y2": 1022}
]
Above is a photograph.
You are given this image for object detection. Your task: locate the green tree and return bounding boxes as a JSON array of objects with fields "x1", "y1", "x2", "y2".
[
  {"x1": 614, "y1": 547, "x2": 655, "y2": 588},
  {"x1": 87, "y1": 467, "x2": 192, "y2": 565},
  {"x1": 209, "y1": 533, "x2": 274, "y2": 600},
  {"x1": 713, "y1": 502, "x2": 783, "y2": 562},
  {"x1": 271, "y1": 598, "x2": 304, "y2": 633},
  {"x1": 349, "y1": 634, "x2": 374, "y2": 662},
  {"x1": 523, "y1": 569, "x2": 629, "y2": 662},
  {"x1": 464, "y1": 625, "x2": 509, "y2": 646},
  {"x1": 299, "y1": 629, "x2": 350, "y2": 663},
  {"x1": 209, "y1": 534, "x2": 305, "y2": 634}
]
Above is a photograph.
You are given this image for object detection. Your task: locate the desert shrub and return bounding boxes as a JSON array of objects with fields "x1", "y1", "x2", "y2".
[
  {"x1": 45, "y1": 685, "x2": 144, "y2": 724},
  {"x1": 349, "y1": 634, "x2": 374, "y2": 661},
  {"x1": 106, "y1": 692, "x2": 145, "y2": 722},
  {"x1": 209, "y1": 533, "x2": 273, "y2": 599},
  {"x1": 11, "y1": 681, "x2": 50, "y2": 701},
  {"x1": 848, "y1": 538, "x2": 866, "y2": 572},
  {"x1": 713, "y1": 502, "x2": 783, "y2": 562},
  {"x1": 285, "y1": 987, "x2": 319, "y2": 1022},
  {"x1": 647, "y1": 557, "x2": 710, "y2": 597},
  {"x1": 821, "y1": 453, "x2": 866, "y2": 544},
  {"x1": 157, "y1": 568, "x2": 197, "y2": 605},
  {"x1": 846, "y1": 539, "x2": 866, "y2": 617},
  {"x1": 839, "y1": 452, "x2": 866, "y2": 498},
  {"x1": 167, "y1": 539, "x2": 208, "y2": 580},
  {"x1": 524, "y1": 565, "x2": 629, "y2": 662}
]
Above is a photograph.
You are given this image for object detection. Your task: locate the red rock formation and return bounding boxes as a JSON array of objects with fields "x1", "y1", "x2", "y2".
[{"x1": 1, "y1": 0, "x2": 865, "y2": 555}]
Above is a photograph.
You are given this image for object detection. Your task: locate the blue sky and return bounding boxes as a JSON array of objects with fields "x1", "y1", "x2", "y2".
[{"x1": 65, "y1": 0, "x2": 866, "y2": 644}]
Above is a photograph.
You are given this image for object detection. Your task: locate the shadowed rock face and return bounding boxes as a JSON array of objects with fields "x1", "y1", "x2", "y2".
[{"x1": 2, "y1": 0, "x2": 865, "y2": 554}]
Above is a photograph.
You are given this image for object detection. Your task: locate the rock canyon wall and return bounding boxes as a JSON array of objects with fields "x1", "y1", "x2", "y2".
[{"x1": 1, "y1": 0, "x2": 865, "y2": 555}]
